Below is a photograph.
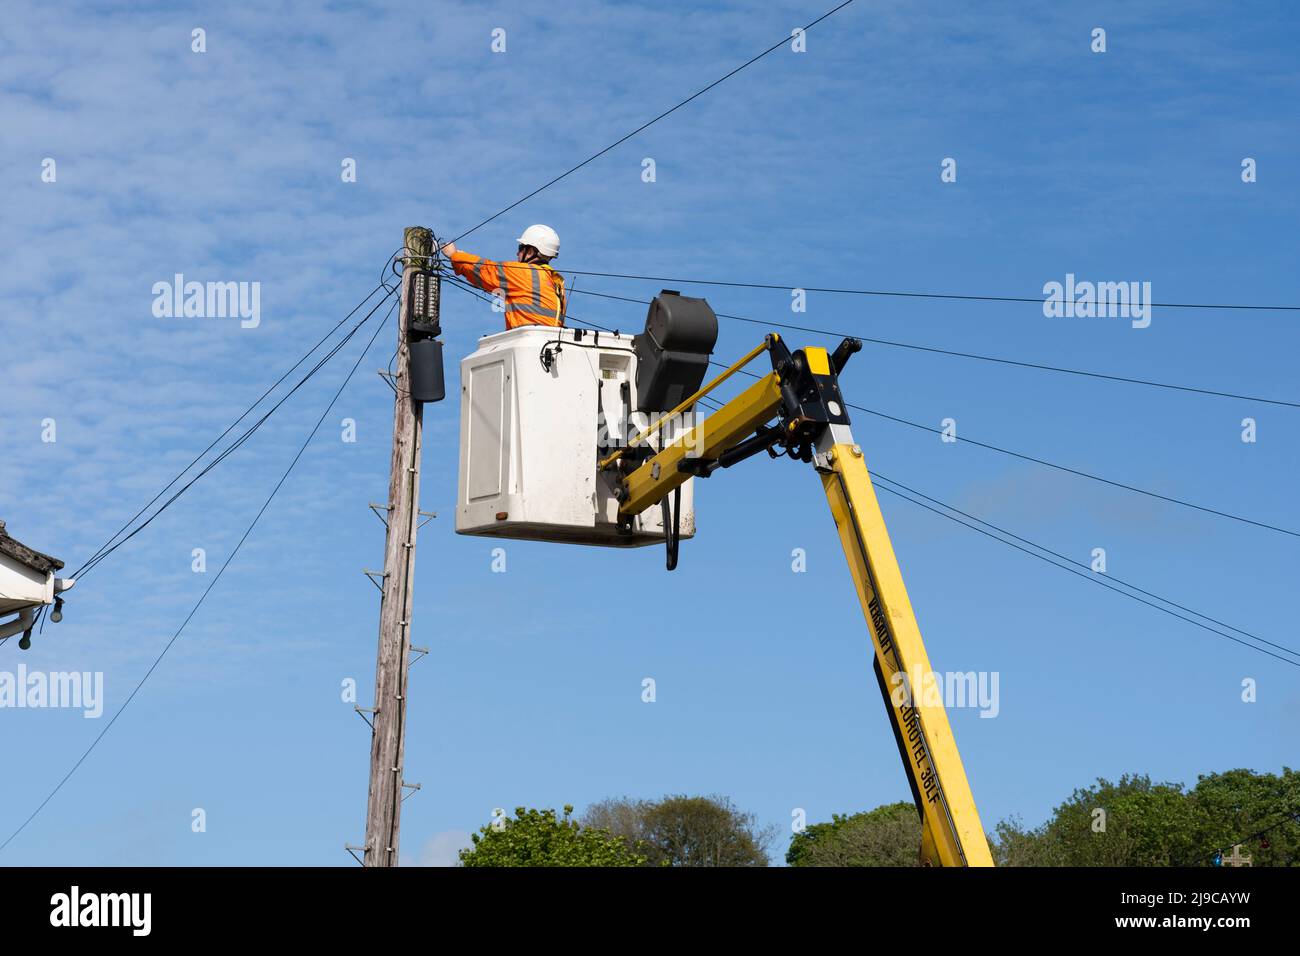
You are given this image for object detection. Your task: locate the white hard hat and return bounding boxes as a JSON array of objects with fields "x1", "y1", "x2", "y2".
[{"x1": 517, "y1": 224, "x2": 560, "y2": 258}]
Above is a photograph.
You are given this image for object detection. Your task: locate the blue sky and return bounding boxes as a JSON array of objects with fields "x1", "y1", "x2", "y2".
[{"x1": 2, "y1": 0, "x2": 1297, "y2": 865}]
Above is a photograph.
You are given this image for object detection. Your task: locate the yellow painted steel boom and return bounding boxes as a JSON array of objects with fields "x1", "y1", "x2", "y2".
[{"x1": 607, "y1": 335, "x2": 993, "y2": 866}]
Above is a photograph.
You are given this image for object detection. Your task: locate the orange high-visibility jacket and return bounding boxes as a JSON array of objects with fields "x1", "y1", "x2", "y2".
[{"x1": 449, "y1": 250, "x2": 566, "y2": 329}]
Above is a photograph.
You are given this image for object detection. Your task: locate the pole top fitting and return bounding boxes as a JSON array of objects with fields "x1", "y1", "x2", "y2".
[{"x1": 403, "y1": 226, "x2": 434, "y2": 268}]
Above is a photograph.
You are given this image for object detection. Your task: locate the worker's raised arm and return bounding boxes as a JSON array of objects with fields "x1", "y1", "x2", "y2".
[{"x1": 444, "y1": 244, "x2": 509, "y2": 296}]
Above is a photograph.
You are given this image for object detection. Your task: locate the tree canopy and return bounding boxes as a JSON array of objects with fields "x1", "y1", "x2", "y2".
[
  {"x1": 786, "y1": 801, "x2": 922, "y2": 867},
  {"x1": 583, "y1": 794, "x2": 775, "y2": 866},
  {"x1": 457, "y1": 768, "x2": 1298, "y2": 867},
  {"x1": 458, "y1": 805, "x2": 646, "y2": 867},
  {"x1": 993, "y1": 768, "x2": 1300, "y2": 867},
  {"x1": 788, "y1": 768, "x2": 1298, "y2": 867}
]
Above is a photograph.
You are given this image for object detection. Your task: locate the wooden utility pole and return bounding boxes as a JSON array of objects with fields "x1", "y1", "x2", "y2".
[{"x1": 363, "y1": 226, "x2": 432, "y2": 866}]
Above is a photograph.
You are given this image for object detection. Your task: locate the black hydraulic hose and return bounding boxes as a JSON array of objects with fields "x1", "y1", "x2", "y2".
[{"x1": 662, "y1": 485, "x2": 682, "y2": 571}]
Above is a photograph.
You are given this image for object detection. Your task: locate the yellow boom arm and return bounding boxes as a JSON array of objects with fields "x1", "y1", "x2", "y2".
[{"x1": 607, "y1": 335, "x2": 992, "y2": 866}]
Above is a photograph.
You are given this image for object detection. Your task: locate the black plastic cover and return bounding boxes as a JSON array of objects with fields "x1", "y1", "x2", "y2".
[
  {"x1": 408, "y1": 337, "x2": 445, "y2": 403},
  {"x1": 633, "y1": 290, "x2": 718, "y2": 411}
]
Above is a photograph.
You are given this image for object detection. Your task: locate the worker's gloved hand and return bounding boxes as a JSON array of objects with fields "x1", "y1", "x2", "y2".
[{"x1": 438, "y1": 241, "x2": 458, "y2": 258}]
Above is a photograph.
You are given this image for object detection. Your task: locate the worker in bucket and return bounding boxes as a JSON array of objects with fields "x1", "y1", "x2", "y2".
[{"x1": 439, "y1": 225, "x2": 566, "y2": 329}]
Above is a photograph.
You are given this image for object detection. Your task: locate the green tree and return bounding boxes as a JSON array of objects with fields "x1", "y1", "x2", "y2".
[
  {"x1": 582, "y1": 797, "x2": 653, "y2": 850},
  {"x1": 458, "y1": 805, "x2": 646, "y2": 867},
  {"x1": 993, "y1": 775, "x2": 1193, "y2": 866},
  {"x1": 582, "y1": 794, "x2": 775, "y2": 866},
  {"x1": 786, "y1": 801, "x2": 922, "y2": 867},
  {"x1": 1184, "y1": 767, "x2": 1300, "y2": 866},
  {"x1": 993, "y1": 768, "x2": 1300, "y2": 866}
]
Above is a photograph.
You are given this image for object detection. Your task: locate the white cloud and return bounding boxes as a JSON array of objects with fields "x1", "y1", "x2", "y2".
[{"x1": 409, "y1": 829, "x2": 472, "y2": 867}]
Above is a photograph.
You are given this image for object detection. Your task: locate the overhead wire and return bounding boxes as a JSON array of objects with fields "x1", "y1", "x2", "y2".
[
  {"x1": 873, "y1": 479, "x2": 1300, "y2": 669},
  {"x1": 847, "y1": 400, "x2": 1300, "y2": 540},
  {"x1": 869, "y1": 472, "x2": 1300, "y2": 665},
  {"x1": 570, "y1": 286, "x2": 1300, "y2": 409},
  {"x1": 556, "y1": 268, "x2": 1300, "y2": 312},
  {"x1": 70, "y1": 280, "x2": 396, "y2": 582},
  {"x1": 0, "y1": 294, "x2": 398, "y2": 855},
  {"x1": 73, "y1": 284, "x2": 399, "y2": 581},
  {"x1": 449, "y1": 0, "x2": 857, "y2": 243},
  {"x1": 698, "y1": 359, "x2": 1300, "y2": 540}
]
